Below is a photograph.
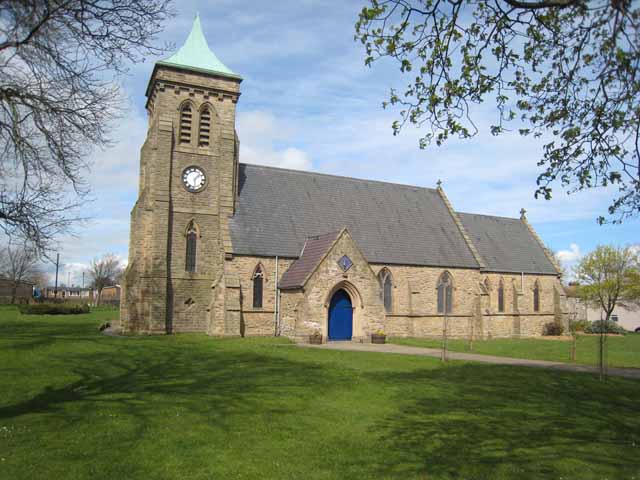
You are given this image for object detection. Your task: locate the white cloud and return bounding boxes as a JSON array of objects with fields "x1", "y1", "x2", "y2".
[
  {"x1": 29, "y1": 1, "x2": 638, "y2": 273},
  {"x1": 555, "y1": 243, "x2": 583, "y2": 279},
  {"x1": 88, "y1": 105, "x2": 146, "y2": 190},
  {"x1": 237, "y1": 111, "x2": 312, "y2": 170},
  {"x1": 556, "y1": 243, "x2": 582, "y2": 264}
]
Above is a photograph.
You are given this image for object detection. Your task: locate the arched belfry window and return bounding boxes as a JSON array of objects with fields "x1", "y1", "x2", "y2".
[
  {"x1": 179, "y1": 103, "x2": 193, "y2": 144},
  {"x1": 437, "y1": 272, "x2": 453, "y2": 314},
  {"x1": 198, "y1": 106, "x2": 211, "y2": 147},
  {"x1": 533, "y1": 280, "x2": 540, "y2": 312},
  {"x1": 378, "y1": 269, "x2": 393, "y2": 313},
  {"x1": 252, "y1": 265, "x2": 264, "y2": 309},
  {"x1": 185, "y1": 221, "x2": 198, "y2": 272},
  {"x1": 498, "y1": 279, "x2": 505, "y2": 312}
]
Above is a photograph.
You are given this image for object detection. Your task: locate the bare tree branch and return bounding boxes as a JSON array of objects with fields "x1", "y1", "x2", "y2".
[{"x1": 0, "y1": 0, "x2": 174, "y2": 254}]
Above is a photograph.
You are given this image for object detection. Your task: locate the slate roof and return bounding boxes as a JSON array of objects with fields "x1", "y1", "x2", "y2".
[
  {"x1": 457, "y1": 212, "x2": 558, "y2": 275},
  {"x1": 229, "y1": 164, "x2": 480, "y2": 269},
  {"x1": 279, "y1": 231, "x2": 340, "y2": 289}
]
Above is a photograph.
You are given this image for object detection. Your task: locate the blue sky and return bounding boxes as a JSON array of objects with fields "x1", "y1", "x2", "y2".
[{"x1": 52, "y1": 0, "x2": 638, "y2": 285}]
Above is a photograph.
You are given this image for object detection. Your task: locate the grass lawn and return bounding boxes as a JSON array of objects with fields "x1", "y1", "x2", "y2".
[
  {"x1": 390, "y1": 335, "x2": 640, "y2": 369},
  {"x1": 1, "y1": 306, "x2": 639, "y2": 480}
]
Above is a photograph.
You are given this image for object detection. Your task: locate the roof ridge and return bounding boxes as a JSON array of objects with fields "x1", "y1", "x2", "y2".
[
  {"x1": 457, "y1": 211, "x2": 520, "y2": 221},
  {"x1": 306, "y1": 230, "x2": 342, "y2": 240},
  {"x1": 239, "y1": 162, "x2": 438, "y2": 192}
]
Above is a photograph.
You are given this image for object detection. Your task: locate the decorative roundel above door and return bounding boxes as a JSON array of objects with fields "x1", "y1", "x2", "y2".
[{"x1": 182, "y1": 166, "x2": 207, "y2": 192}]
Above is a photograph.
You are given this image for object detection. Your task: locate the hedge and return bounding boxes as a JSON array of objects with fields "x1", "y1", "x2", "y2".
[
  {"x1": 18, "y1": 303, "x2": 90, "y2": 315},
  {"x1": 584, "y1": 319, "x2": 627, "y2": 335}
]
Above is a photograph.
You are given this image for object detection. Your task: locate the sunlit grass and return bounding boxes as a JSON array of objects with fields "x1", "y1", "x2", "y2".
[
  {"x1": 1, "y1": 305, "x2": 639, "y2": 480},
  {"x1": 390, "y1": 334, "x2": 640, "y2": 368}
]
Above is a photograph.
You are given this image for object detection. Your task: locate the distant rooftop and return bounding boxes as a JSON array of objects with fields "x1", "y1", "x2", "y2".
[{"x1": 157, "y1": 14, "x2": 240, "y2": 79}]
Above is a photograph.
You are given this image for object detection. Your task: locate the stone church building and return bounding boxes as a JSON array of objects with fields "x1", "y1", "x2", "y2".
[{"x1": 121, "y1": 17, "x2": 568, "y2": 341}]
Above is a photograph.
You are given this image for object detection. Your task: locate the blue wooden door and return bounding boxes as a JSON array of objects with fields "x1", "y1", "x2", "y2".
[{"x1": 328, "y1": 289, "x2": 353, "y2": 341}]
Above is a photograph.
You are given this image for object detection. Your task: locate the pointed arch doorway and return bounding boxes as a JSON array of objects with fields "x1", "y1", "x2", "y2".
[{"x1": 328, "y1": 289, "x2": 353, "y2": 341}]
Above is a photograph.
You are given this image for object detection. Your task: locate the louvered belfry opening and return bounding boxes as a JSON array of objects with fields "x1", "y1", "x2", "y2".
[
  {"x1": 180, "y1": 104, "x2": 192, "y2": 144},
  {"x1": 198, "y1": 107, "x2": 211, "y2": 147}
]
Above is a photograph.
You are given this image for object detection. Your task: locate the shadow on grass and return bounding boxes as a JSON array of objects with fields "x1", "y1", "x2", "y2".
[
  {"x1": 0, "y1": 320, "x2": 108, "y2": 350},
  {"x1": 3, "y1": 310, "x2": 640, "y2": 480},
  {"x1": 0, "y1": 340, "x2": 334, "y2": 433},
  {"x1": 366, "y1": 363, "x2": 640, "y2": 479}
]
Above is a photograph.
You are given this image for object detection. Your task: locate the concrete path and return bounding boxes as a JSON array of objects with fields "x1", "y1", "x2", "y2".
[{"x1": 301, "y1": 341, "x2": 640, "y2": 379}]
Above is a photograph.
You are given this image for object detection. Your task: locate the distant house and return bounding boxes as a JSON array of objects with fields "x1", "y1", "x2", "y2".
[
  {"x1": 42, "y1": 286, "x2": 94, "y2": 301},
  {"x1": 565, "y1": 285, "x2": 640, "y2": 332},
  {"x1": 100, "y1": 285, "x2": 121, "y2": 305},
  {"x1": 0, "y1": 277, "x2": 34, "y2": 304}
]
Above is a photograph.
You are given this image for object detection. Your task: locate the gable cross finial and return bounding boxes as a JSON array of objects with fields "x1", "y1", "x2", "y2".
[
  {"x1": 520, "y1": 208, "x2": 527, "y2": 220},
  {"x1": 436, "y1": 179, "x2": 442, "y2": 189}
]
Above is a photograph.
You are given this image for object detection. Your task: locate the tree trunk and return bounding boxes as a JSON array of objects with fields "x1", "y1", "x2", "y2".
[
  {"x1": 10, "y1": 282, "x2": 17, "y2": 305},
  {"x1": 570, "y1": 313, "x2": 576, "y2": 362},
  {"x1": 599, "y1": 310, "x2": 612, "y2": 381},
  {"x1": 441, "y1": 314, "x2": 448, "y2": 362}
]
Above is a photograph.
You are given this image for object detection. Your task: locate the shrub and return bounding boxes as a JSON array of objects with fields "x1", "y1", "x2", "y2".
[
  {"x1": 19, "y1": 303, "x2": 90, "y2": 315},
  {"x1": 543, "y1": 322, "x2": 564, "y2": 336},
  {"x1": 584, "y1": 320, "x2": 627, "y2": 335},
  {"x1": 98, "y1": 321, "x2": 111, "y2": 331},
  {"x1": 570, "y1": 319, "x2": 591, "y2": 332}
]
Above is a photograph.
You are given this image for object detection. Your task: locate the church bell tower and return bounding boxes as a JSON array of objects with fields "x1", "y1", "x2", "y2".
[{"x1": 121, "y1": 15, "x2": 241, "y2": 333}]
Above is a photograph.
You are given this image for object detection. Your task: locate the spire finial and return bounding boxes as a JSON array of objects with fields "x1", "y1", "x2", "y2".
[
  {"x1": 436, "y1": 179, "x2": 442, "y2": 189},
  {"x1": 520, "y1": 208, "x2": 527, "y2": 220}
]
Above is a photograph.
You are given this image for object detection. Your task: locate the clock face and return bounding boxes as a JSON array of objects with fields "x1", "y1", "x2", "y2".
[{"x1": 182, "y1": 166, "x2": 206, "y2": 192}]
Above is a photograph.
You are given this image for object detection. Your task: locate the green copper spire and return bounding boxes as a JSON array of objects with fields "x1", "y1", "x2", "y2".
[{"x1": 158, "y1": 14, "x2": 240, "y2": 79}]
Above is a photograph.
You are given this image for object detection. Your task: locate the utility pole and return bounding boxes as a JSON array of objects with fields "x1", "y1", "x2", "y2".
[{"x1": 54, "y1": 253, "x2": 60, "y2": 298}]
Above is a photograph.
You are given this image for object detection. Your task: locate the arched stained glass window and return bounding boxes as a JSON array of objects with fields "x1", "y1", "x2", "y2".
[
  {"x1": 185, "y1": 223, "x2": 197, "y2": 272},
  {"x1": 253, "y1": 265, "x2": 264, "y2": 309},
  {"x1": 437, "y1": 272, "x2": 453, "y2": 314},
  {"x1": 498, "y1": 280, "x2": 505, "y2": 312},
  {"x1": 378, "y1": 269, "x2": 393, "y2": 313},
  {"x1": 533, "y1": 281, "x2": 540, "y2": 312}
]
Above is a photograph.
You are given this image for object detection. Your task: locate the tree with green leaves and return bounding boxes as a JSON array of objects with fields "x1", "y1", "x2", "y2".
[
  {"x1": 355, "y1": 0, "x2": 640, "y2": 223},
  {"x1": 574, "y1": 244, "x2": 639, "y2": 378}
]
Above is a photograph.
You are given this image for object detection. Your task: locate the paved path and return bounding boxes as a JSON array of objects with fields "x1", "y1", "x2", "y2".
[{"x1": 301, "y1": 342, "x2": 640, "y2": 379}]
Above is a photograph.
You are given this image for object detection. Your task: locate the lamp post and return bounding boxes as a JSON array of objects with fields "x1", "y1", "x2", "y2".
[{"x1": 53, "y1": 253, "x2": 60, "y2": 298}]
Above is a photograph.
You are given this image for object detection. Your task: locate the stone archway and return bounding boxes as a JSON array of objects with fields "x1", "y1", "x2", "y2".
[
  {"x1": 328, "y1": 289, "x2": 353, "y2": 340},
  {"x1": 324, "y1": 281, "x2": 364, "y2": 341}
]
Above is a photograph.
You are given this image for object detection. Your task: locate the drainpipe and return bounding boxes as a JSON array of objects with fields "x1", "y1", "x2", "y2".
[
  {"x1": 274, "y1": 256, "x2": 279, "y2": 336},
  {"x1": 521, "y1": 272, "x2": 524, "y2": 292}
]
